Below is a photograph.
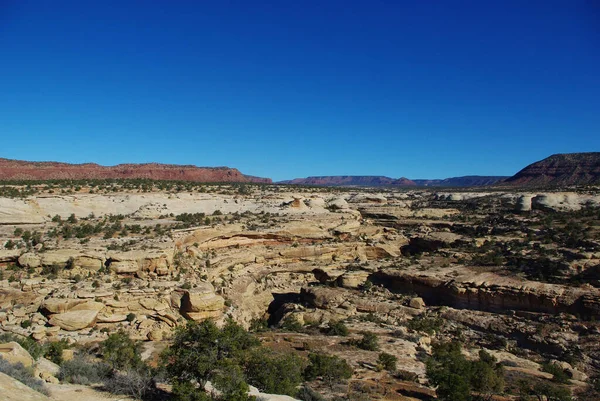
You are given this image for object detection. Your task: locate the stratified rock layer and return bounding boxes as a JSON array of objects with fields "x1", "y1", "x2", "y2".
[
  {"x1": 504, "y1": 152, "x2": 600, "y2": 186},
  {"x1": 0, "y1": 158, "x2": 271, "y2": 183}
]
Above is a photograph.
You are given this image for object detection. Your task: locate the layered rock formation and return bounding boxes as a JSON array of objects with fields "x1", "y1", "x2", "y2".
[
  {"x1": 279, "y1": 176, "x2": 416, "y2": 187},
  {"x1": 504, "y1": 152, "x2": 600, "y2": 186},
  {"x1": 0, "y1": 158, "x2": 271, "y2": 183},
  {"x1": 372, "y1": 268, "x2": 600, "y2": 318},
  {"x1": 413, "y1": 175, "x2": 508, "y2": 187}
]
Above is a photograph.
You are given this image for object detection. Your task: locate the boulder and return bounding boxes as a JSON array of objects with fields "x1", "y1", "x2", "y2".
[
  {"x1": 39, "y1": 249, "x2": 80, "y2": 267},
  {"x1": 336, "y1": 271, "x2": 370, "y2": 289},
  {"x1": 109, "y1": 260, "x2": 139, "y2": 274},
  {"x1": 0, "y1": 342, "x2": 35, "y2": 367},
  {"x1": 409, "y1": 297, "x2": 426, "y2": 309},
  {"x1": 69, "y1": 301, "x2": 105, "y2": 312},
  {"x1": 248, "y1": 385, "x2": 300, "y2": 401},
  {"x1": 34, "y1": 357, "x2": 60, "y2": 377},
  {"x1": 18, "y1": 253, "x2": 41, "y2": 268},
  {"x1": 48, "y1": 310, "x2": 98, "y2": 331},
  {"x1": 327, "y1": 197, "x2": 349, "y2": 210},
  {"x1": 179, "y1": 283, "x2": 225, "y2": 322},
  {"x1": 73, "y1": 254, "x2": 104, "y2": 271},
  {"x1": 40, "y1": 298, "x2": 86, "y2": 314},
  {"x1": 147, "y1": 329, "x2": 163, "y2": 341}
]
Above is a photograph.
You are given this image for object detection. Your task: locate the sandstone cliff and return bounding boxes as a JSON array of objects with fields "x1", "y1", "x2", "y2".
[{"x1": 0, "y1": 158, "x2": 271, "y2": 183}]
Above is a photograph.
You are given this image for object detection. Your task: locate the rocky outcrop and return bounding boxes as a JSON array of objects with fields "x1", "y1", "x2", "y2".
[
  {"x1": 0, "y1": 158, "x2": 271, "y2": 183},
  {"x1": 106, "y1": 250, "x2": 173, "y2": 275},
  {"x1": 373, "y1": 268, "x2": 600, "y2": 318},
  {"x1": 179, "y1": 283, "x2": 225, "y2": 321},
  {"x1": 48, "y1": 309, "x2": 99, "y2": 331},
  {"x1": 504, "y1": 152, "x2": 600, "y2": 186},
  {"x1": 0, "y1": 342, "x2": 35, "y2": 367},
  {"x1": 0, "y1": 372, "x2": 51, "y2": 401}
]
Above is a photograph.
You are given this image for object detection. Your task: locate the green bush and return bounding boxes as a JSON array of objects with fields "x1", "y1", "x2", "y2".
[
  {"x1": 43, "y1": 339, "x2": 70, "y2": 365},
  {"x1": 303, "y1": 353, "x2": 352, "y2": 386},
  {"x1": 243, "y1": 348, "x2": 305, "y2": 396},
  {"x1": 249, "y1": 317, "x2": 269, "y2": 333},
  {"x1": 377, "y1": 352, "x2": 397, "y2": 372},
  {"x1": 280, "y1": 315, "x2": 304, "y2": 332},
  {"x1": 162, "y1": 319, "x2": 259, "y2": 400},
  {"x1": 325, "y1": 320, "x2": 349, "y2": 336},
  {"x1": 541, "y1": 362, "x2": 571, "y2": 384},
  {"x1": 407, "y1": 315, "x2": 444, "y2": 335},
  {"x1": 20, "y1": 320, "x2": 32, "y2": 329},
  {"x1": 350, "y1": 332, "x2": 379, "y2": 351},
  {"x1": 426, "y1": 343, "x2": 504, "y2": 401},
  {"x1": 100, "y1": 330, "x2": 142, "y2": 370}
]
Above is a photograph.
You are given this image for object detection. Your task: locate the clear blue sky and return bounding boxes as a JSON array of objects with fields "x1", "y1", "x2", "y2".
[{"x1": 1, "y1": 1, "x2": 599, "y2": 181}]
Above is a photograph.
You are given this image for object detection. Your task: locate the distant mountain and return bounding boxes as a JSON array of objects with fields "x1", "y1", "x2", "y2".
[
  {"x1": 0, "y1": 158, "x2": 272, "y2": 183},
  {"x1": 413, "y1": 176, "x2": 508, "y2": 187},
  {"x1": 278, "y1": 176, "x2": 416, "y2": 187},
  {"x1": 504, "y1": 153, "x2": 600, "y2": 186}
]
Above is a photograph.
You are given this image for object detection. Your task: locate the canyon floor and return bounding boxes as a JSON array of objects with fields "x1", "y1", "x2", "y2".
[{"x1": 1, "y1": 182, "x2": 600, "y2": 400}]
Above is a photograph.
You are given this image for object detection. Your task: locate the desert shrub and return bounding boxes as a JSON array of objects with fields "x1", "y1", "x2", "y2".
[
  {"x1": 249, "y1": 317, "x2": 269, "y2": 333},
  {"x1": 126, "y1": 312, "x2": 136, "y2": 322},
  {"x1": 407, "y1": 315, "x2": 444, "y2": 335},
  {"x1": 426, "y1": 342, "x2": 504, "y2": 401},
  {"x1": 102, "y1": 367, "x2": 156, "y2": 400},
  {"x1": 518, "y1": 381, "x2": 573, "y2": 401},
  {"x1": 211, "y1": 360, "x2": 250, "y2": 401},
  {"x1": 394, "y1": 369, "x2": 418, "y2": 382},
  {"x1": 0, "y1": 357, "x2": 49, "y2": 395},
  {"x1": 20, "y1": 319, "x2": 32, "y2": 329},
  {"x1": 325, "y1": 320, "x2": 349, "y2": 336},
  {"x1": 303, "y1": 353, "x2": 353, "y2": 386},
  {"x1": 358, "y1": 313, "x2": 385, "y2": 324},
  {"x1": 243, "y1": 348, "x2": 305, "y2": 396},
  {"x1": 350, "y1": 332, "x2": 379, "y2": 351},
  {"x1": 280, "y1": 315, "x2": 304, "y2": 332},
  {"x1": 541, "y1": 362, "x2": 571, "y2": 384},
  {"x1": 100, "y1": 330, "x2": 142, "y2": 370},
  {"x1": 59, "y1": 355, "x2": 112, "y2": 384},
  {"x1": 377, "y1": 352, "x2": 397, "y2": 372},
  {"x1": 43, "y1": 339, "x2": 70, "y2": 365},
  {"x1": 297, "y1": 385, "x2": 326, "y2": 401},
  {"x1": 162, "y1": 319, "x2": 259, "y2": 400}
]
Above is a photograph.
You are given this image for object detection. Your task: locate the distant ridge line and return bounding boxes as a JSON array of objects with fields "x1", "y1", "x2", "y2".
[{"x1": 0, "y1": 158, "x2": 272, "y2": 183}]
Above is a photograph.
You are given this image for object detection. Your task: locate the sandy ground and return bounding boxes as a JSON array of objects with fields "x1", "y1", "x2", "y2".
[{"x1": 45, "y1": 382, "x2": 134, "y2": 401}]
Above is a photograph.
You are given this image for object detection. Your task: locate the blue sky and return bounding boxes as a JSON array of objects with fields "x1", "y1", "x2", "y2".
[{"x1": 1, "y1": 1, "x2": 599, "y2": 181}]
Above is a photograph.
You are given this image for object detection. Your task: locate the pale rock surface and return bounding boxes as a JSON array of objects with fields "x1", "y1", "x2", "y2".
[
  {"x1": 18, "y1": 253, "x2": 41, "y2": 268},
  {"x1": 0, "y1": 372, "x2": 51, "y2": 401},
  {"x1": 0, "y1": 341, "x2": 35, "y2": 367},
  {"x1": 179, "y1": 283, "x2": 225, "y2": 321},
  {"x1": 41, "y1": 298, "x2": 87, "y2": 314},
  {"x1": 0, "y1": 249, "x2": 21, "y2": 263},
  {"x1": 48, "y1": 310, "x2": 98, "y2": 331},
  {"x1": 409, "y1": 297, "x2": 426, "y2": 309}
]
